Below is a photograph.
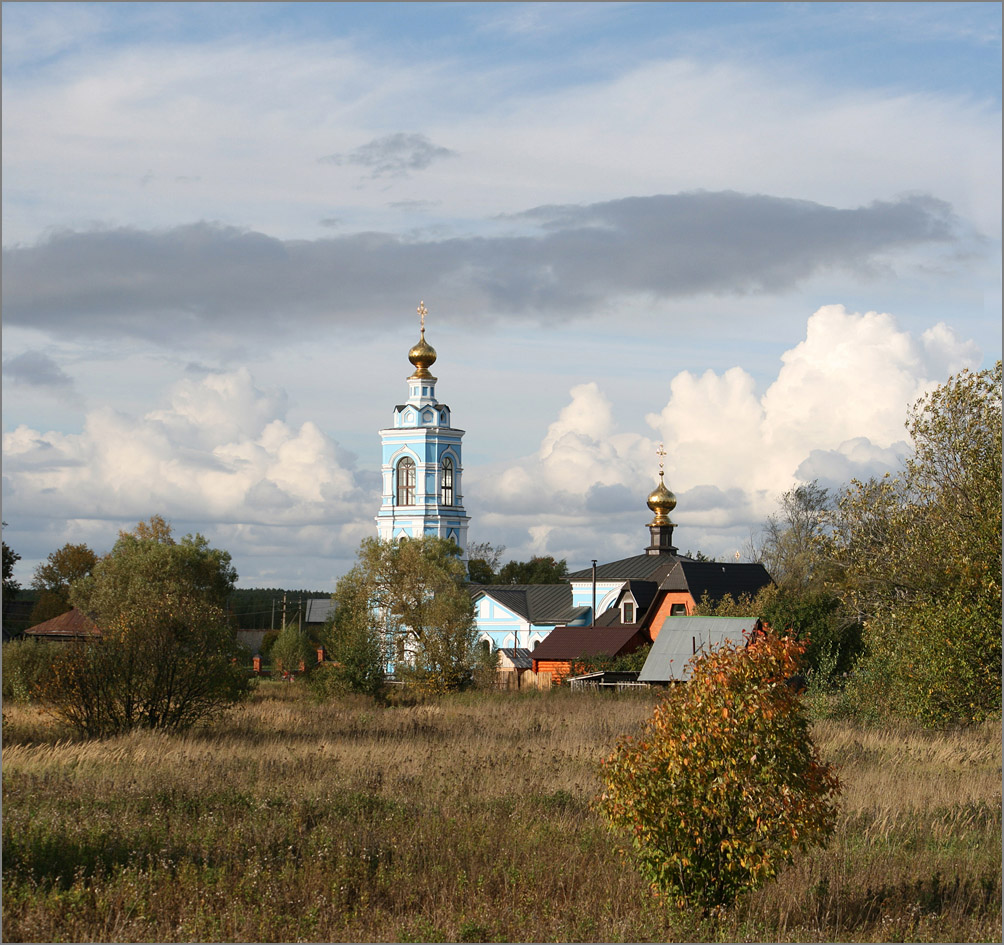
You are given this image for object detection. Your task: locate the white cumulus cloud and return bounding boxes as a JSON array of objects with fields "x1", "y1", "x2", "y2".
[
  {"x1": 472, "y1": 305, "x2": 981, "y2": 564},
  {"x1": 2, "y1": 369, "x2": 377, "y2": 584}
]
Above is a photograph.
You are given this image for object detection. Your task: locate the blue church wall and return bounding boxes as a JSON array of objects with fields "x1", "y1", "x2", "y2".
[
  {"x1": 472, "y1": 593, "x2": 570, "y2": 651},
  {"x1": 571, "y1": 581, "x2": 622, "y2": 615}
]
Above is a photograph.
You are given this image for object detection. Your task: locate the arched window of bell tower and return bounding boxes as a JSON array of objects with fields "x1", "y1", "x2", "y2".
[
  {"x1": 441, "y1": 456, "x2": 454, "y2": 506},
  {"x1": 396, "y1": 457, "x2": 416, "y2": 505}
]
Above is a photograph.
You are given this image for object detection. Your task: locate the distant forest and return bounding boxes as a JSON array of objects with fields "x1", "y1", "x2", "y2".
[{"x1": 227, "y1": 588, "x2": 332, "y2": 630}]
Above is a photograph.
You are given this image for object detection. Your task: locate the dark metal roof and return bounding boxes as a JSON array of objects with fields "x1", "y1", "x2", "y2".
[
  {"x1": 475, "y1": 584, "x2": 580, "y2": 624},
  {"x1": 498, "y1": 647, "x2": 533, "y2": 670},
  {"x1": 24, "y1": 607, "x2": 100, "y2": 640},
  {"x1": 621, "y1": 580, "x2": 659, "y2": 617},
  {"x1": 639, "y1": 616, "x2": 758, "y2": 682},
  {"x1": 659, "y1": 560, "x2": 773, "y2": 605},
  {"x1": 592, "y1": 579, "x2": 660, "y2": 629},
  {"x1": 530, "y1": 626, "x2": 648, "y2": 661},
  {"x1": 566, "y1": 554, "x2": 681, "y2": 583}
]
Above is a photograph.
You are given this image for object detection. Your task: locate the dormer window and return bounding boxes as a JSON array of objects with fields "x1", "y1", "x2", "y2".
[
  {"x1": 441, "y1": 456, "x2": 454, "y2": 505},
  {"x1": 396, "y1": 457, "x2": 416, "y2": 505},
  {"x1": 622, "y1": 600, "x2": 635, "y2": 624}
]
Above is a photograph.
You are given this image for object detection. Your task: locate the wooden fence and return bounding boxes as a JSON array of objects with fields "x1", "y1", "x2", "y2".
[{"x1": 496, "y1": 669, "x2": 553, "y2": 691}]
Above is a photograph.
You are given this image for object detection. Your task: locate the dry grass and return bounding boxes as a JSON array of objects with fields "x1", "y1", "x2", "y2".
[{"x1": 2, "y1": 684, "x2": 1000, "y2": 942}]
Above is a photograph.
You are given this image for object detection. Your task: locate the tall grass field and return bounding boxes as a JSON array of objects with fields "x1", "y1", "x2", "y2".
[{"x1": 2, "y1": 683, "x2": 1000, "y2": 942}]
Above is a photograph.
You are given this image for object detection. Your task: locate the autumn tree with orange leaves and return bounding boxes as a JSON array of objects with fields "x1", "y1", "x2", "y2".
[{"x1": 597, "y1": 631, "x2": 839, "y2": 912}]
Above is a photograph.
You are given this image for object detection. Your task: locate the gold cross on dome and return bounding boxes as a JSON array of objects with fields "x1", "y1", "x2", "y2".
[
  {"x1": 656, "y1": 442, "x2": 667, "y2": 473},
  {"x1": 417, "y1": 300, "x2": 428, "y2": 332}
]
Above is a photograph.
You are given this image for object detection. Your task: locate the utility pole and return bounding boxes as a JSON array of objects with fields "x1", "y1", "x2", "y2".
[{"x1": 282, "y1": 592, "x2": 287, "y2": 630}]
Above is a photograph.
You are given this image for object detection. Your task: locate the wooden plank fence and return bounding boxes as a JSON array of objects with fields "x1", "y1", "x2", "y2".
[{"x1": 496, "y1": 669, "x2": 552, "y2": 691}]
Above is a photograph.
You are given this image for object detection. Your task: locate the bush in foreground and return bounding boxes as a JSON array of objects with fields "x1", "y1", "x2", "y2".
[
  {"x1": 34, "y1": 517, "x2": 250, "y2": 736},
  {"x1": 598, "y1": 631, "x2": 840, "y2": 911}
]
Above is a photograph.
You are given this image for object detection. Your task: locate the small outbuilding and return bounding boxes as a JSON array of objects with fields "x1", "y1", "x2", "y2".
[
  {"x1": 23, "y1": 607, "x2": 100, "y2": 641},
  {"x1": 638, "y1": 616, "x2": 760, "y2": 683},
  {"x1": 530, "y1": 626, "x2": 649, "y2": 685}
]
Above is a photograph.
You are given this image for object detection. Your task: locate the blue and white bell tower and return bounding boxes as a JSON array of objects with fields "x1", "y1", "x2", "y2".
[{"x1": 376, "y1": 302, "x2": 470, "y2": 558}]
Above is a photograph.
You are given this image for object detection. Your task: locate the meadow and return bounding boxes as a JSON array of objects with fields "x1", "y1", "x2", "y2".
[{"x1": 2, "y1": 683, "x2": 1001, "y2": 943}]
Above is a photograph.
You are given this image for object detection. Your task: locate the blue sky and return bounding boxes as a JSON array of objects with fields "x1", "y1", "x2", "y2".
[{"x1": 2, "y1": 1, "x2": 1000, "y2": 589}]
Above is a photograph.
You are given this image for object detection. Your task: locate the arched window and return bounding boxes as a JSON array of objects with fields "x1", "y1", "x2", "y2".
[
  {"x1": 396, "y1": 457, "x2": 416, "y2": 505},
  {"x1": 440, "y1": 456, "x2": 454, "y2": 505}
]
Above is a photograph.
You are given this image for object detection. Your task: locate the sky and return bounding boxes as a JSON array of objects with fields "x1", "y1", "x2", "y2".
[{"x1": 2, "y1": 1, "x2": 1001, "y2": 591}]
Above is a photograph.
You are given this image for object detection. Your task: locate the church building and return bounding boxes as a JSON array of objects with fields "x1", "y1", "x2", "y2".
[
  {"x1": 473, "y1": 452, "x2": 774, "y2": 671},
  {"x1": 375, "y1": 302, "x2": 470, "y2": 557},
  {"x1": 373, "y1": 305, "x2": 773, "y2": 677}
]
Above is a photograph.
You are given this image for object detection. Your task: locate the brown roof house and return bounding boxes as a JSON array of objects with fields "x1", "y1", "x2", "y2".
[
  {"x1": 529, "y1": 625, "x2": 650, "y2": 685},
  {"x1": 24, "y1": 607, "x2": 101, "y2": 641}
]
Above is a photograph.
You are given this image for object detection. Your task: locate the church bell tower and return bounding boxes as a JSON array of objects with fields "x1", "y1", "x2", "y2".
[
  {"x1": 645, "y1": 444, "x2": 678, "y2": 555},
  {"x1": 375, "y1": 302, "x2": 470, "y2": 558}
]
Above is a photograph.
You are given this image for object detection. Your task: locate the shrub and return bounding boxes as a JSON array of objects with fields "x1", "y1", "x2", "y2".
[
  {"x1": 33, "y1": 517, "x2": 251, "y2": 736},
  {"x1": 597, "y1": 631, "x2": 840, "y2": 912},
  {"x1": 1, "y1": 638, "x2": 55, "y2": 702},
  {"x1": 270, "y1": 623, "x2": 314, "y2": 675}
]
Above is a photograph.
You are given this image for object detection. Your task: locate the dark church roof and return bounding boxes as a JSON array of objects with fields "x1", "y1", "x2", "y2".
[
  {"x1": 566, "y1": 554, "x2": 683, "y2": 583},
  {"x1": 567, "y1": 554, "x2": 773, "y2": 609},
  {"x1": 659, "y1": 560, "x2": 773, "y2": 605},
  {"x1": 592, "y1": 579, "x2": 661, "y2": 628},
  {"x1": 473, "y1": 584, "x2": 588, "y2": 625},
  {"x1": 530, "y1": 626, "x2": 648, "y2": 661}
]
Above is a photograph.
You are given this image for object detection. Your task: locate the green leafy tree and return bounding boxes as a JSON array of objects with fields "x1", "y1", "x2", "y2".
[
  {"x1": 354, "y1": 536, "x2": 478, "y2": 692},
  {"x1": 2, "y1": 523, "x2": 21, "y2": 600},
  {"x1": 314, "y1": 568, "x2": 386, "y2": 697},
  {"x1": 695, "y1": 584, "x2": 861, "y2": 684},
  {"x1": 597, "y1": 632, "x2": 840, "y2": 912},
  {"x1": 270, "y1": 622, "x2": 314, "y2": 675},
  {"x1": 749, "y1": 481, "x2": 833, "y2": 590},
  {"x1": 34, "y1": 517, "x2": 249, "y2": 735},
  {"x1": 29, "y1": 542, "x2": 98, "y2": 624},
  {"x1": 497, "y1": 555, "x2": 568, "y2": 585},
  {"x1": 824, "y1": 362, "x2": 1002, "y2": 724},
  {"x1": 466, "y1": 540, "x2": 506, "y2": 585}
]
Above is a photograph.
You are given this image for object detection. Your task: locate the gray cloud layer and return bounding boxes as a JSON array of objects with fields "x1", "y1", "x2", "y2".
[
  {"x1": 319, "y1": 133, "x2": 457, "y2": 177},
  {"x1": 3, "y1": 191, "x2": 960, "y2": 344},
  {"x1": 2, "y1": 349, "x2": 74, "y2": 392}
]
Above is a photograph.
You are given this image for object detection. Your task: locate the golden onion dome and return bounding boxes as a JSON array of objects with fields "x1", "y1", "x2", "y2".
[
  {"x1": 647, "y1": 472, "x2": 677, "y2": 526},
  {"x1": 408, "y1": 330, "x2": 437, "y2": 378},
  {"x1": 408, "y1": 301, "x2": 438, "y2": 378}
]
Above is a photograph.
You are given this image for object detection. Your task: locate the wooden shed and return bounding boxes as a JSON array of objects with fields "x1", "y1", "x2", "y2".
[{"x1": 529, "y1": 626, "x2": 649, "y2": 685}]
